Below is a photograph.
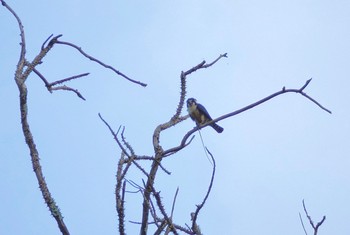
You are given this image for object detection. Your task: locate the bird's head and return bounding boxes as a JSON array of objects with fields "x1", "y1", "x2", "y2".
[{"x1": 186, "y1": 98, "x2": 197, "y2": 108}]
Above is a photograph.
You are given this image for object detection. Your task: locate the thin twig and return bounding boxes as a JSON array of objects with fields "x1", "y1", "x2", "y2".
[
  {"x1": 202, "y1": 53, "x2": 228, "y2": 68},
  {"x1": 1, "y1": 0, "x2": 26, "y2": 71},
  {"x1": 299, "y1": 212, "x2": 308, "y2": 235},
  {"x1": 49, "y1": 73, "x2": 90, "y2": 86},
  {"x1": 33, "y1": 68, "x2": 88, "y2": 100},
  {"x1": 33, "y1": 68, "x2": 51, "y2": 87},
  {"x1": 55, "y1": 40, "x2": 147, "y2": 87},
  {"x1": 50, "y1": 85, "x2": 86, "y2": 100},
  {"x1": 41, "y1": 34, "x2": 54, "y2": 50},
  {"x1": 98, "y1": 114, "x2": 131, "y2": 158},
  {"x1": 191, "y1": 148, "x2": 216, "y2": 233},
  {"x1": 170, "y1": 187, "x2": 179, "y2": 219}
]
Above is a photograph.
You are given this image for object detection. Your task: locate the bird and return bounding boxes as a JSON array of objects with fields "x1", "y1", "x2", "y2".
[{"x1": 186, "y1": 98, "x2": 224, "y2": 133}]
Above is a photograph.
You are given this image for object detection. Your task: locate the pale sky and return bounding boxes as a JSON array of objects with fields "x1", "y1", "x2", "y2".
[{"x1": 1, "y1": 1, "x2": 349, "y2": 234}]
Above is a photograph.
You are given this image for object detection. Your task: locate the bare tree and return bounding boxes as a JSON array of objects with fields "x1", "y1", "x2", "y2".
[
  {"x1": 2, "y1": 1, "x2": 331, "y2": 234},
  {"x1": 99, "y1": 54, "x2": 330, "y2": 234},
  {"x1": 1, "y1": 1, "x2": 146, "y2": 235}
]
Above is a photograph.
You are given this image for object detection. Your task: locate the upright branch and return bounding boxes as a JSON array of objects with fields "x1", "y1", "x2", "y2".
[
  {"x1": 139, "y1": 54, "x2": 228, "y2": 235},
  {"x1": 1, "y1": 1, "x2": 145, "y2": 234},
  {"x1": 191, "y1": 148, "x2": 216, "y2": 234},
  {"x1": 300, "y1": 200, "x2": 326, "y2": 235}
]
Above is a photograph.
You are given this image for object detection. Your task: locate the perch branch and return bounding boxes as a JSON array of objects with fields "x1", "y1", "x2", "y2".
[{"x1": 166, "y1": 78, "x2": 331, "y2": 157}]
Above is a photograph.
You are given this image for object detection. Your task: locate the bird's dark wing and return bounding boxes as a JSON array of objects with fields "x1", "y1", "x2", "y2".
[{"x1": 196, "y1": 103, "x2": 213, "y2": 120}]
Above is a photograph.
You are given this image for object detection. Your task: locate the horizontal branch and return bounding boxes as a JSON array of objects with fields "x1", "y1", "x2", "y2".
[{"x1": 163, "y1": 79, "x2": 331, "y2": 156}]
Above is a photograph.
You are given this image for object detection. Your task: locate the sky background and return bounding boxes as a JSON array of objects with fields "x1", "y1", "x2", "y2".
[{"x1": 1, "y1": 0, "x2": 349, "y2": 234}]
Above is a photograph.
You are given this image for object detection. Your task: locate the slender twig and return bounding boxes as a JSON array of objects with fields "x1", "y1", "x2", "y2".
[
  {"x1": 41, "y1": 34, "x2": 54, "y2": 50},
  {"x1": 299, "y1": 212, "x2": 308, "y2": 235},
  {"x1": 202, "y1": 53, "x2": 228, "y2": 68},
  {"x1": 33, "y1": 68, "x2": 51, "y2": 87},
  {"x1": 55, "y1": 40, "x2": 147, "y2": 87},
  {"x1": 50, "y1": 85, "x2": 86, "y2": 100},
  {"x1": 191, "y1": 148, "x2": 216, "y2": 233},
  {"x1": 170, "y1": 187, "x2": 179, "y2": 218},
  {"x1": 49, "y1": 73, "x2": 90, "y2": 86},
  {"x1": 1, "y1": 0, "x2": 26, "y2": 71},
  {"x1": 33, "y1": 67, "x2": 89, "y2": 101},
  {"x1": 98, "y1": 114, "x2": 131, "y2": 158}
]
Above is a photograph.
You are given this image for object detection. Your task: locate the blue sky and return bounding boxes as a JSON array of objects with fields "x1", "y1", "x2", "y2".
[{"x1": 1, "y1": 0, "x2": 349, "y2": 234}]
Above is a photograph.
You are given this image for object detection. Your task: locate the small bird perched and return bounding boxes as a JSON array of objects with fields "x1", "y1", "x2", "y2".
[{"x1": 187, "y1": 98, "x2": 224, "y2": 133}]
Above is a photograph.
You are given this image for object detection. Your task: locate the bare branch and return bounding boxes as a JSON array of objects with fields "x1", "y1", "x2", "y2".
[
  {"x1": 49, "y1": 73, "x2": 90, "y2": 86},
  {"x1": 170, "y1": 187, "x2": 179, "y2": 219},
  {"x1": 33, "y1": 68, "x2": 51, "y2": 87},
  {"x1": 166, "y1": 79, "x2": 332, "y2": 157},
  {"x1": 116, "y1": 154, "x2": 126, "y2": 235},
  {"x1": 172, "y1": 53, "x2": 228, "y2": 122},
  {"x1": 139, "y1": 54, "x2": 227, "y2": 235},
  {"x1": 22, "y1": 35, "x2": 63, "y2": 82},
  {"x1": 191, "y1": 148, "x2": 216, "y2": 233},
  {"x1": 201, "y1": 53, "x2": 228, "y2": 68},
  {"x1": 302, "y1": 200, "x2": 326, "y2": 235},
  {"x1": 55, "y1": 40, "x2": 147, "y2": 87},
  {"x1": 163, "y1": 132, "x2": 195, "y2": 157},
  {"x1": 50, "y1": 85, "x2": 86, "y2": 100},
  {"x1": 2, "y1": 2, "x2": 70, "y2": 234},
  {"x1": 1, "y1": 0, "x2": 26, "y2": 72},
  {"x1": 299, "y1": 212, "x2": 308, "y2": 235},
  {"x1": 41, "y1": 34, "x2": 54, "y2": 50},
  {"x1": 33, "y1": 67, "x2": 89, "y2": 100},
  {"x1": 98, "y1": 114, "x2": 131, "y2": 157},
  {"x1": 152, "y1": 189, "x2": 179, "y2": 235}
]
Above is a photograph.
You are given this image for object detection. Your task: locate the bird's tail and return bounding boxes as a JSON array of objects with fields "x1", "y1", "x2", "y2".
[{"x1": 211, "y1": 123, "x2": 224, "y2": 133}]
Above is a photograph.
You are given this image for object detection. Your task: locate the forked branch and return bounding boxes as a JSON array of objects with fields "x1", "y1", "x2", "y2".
[{"x1": 300, "y1": 200, "x2": 326, "y2": 235}]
